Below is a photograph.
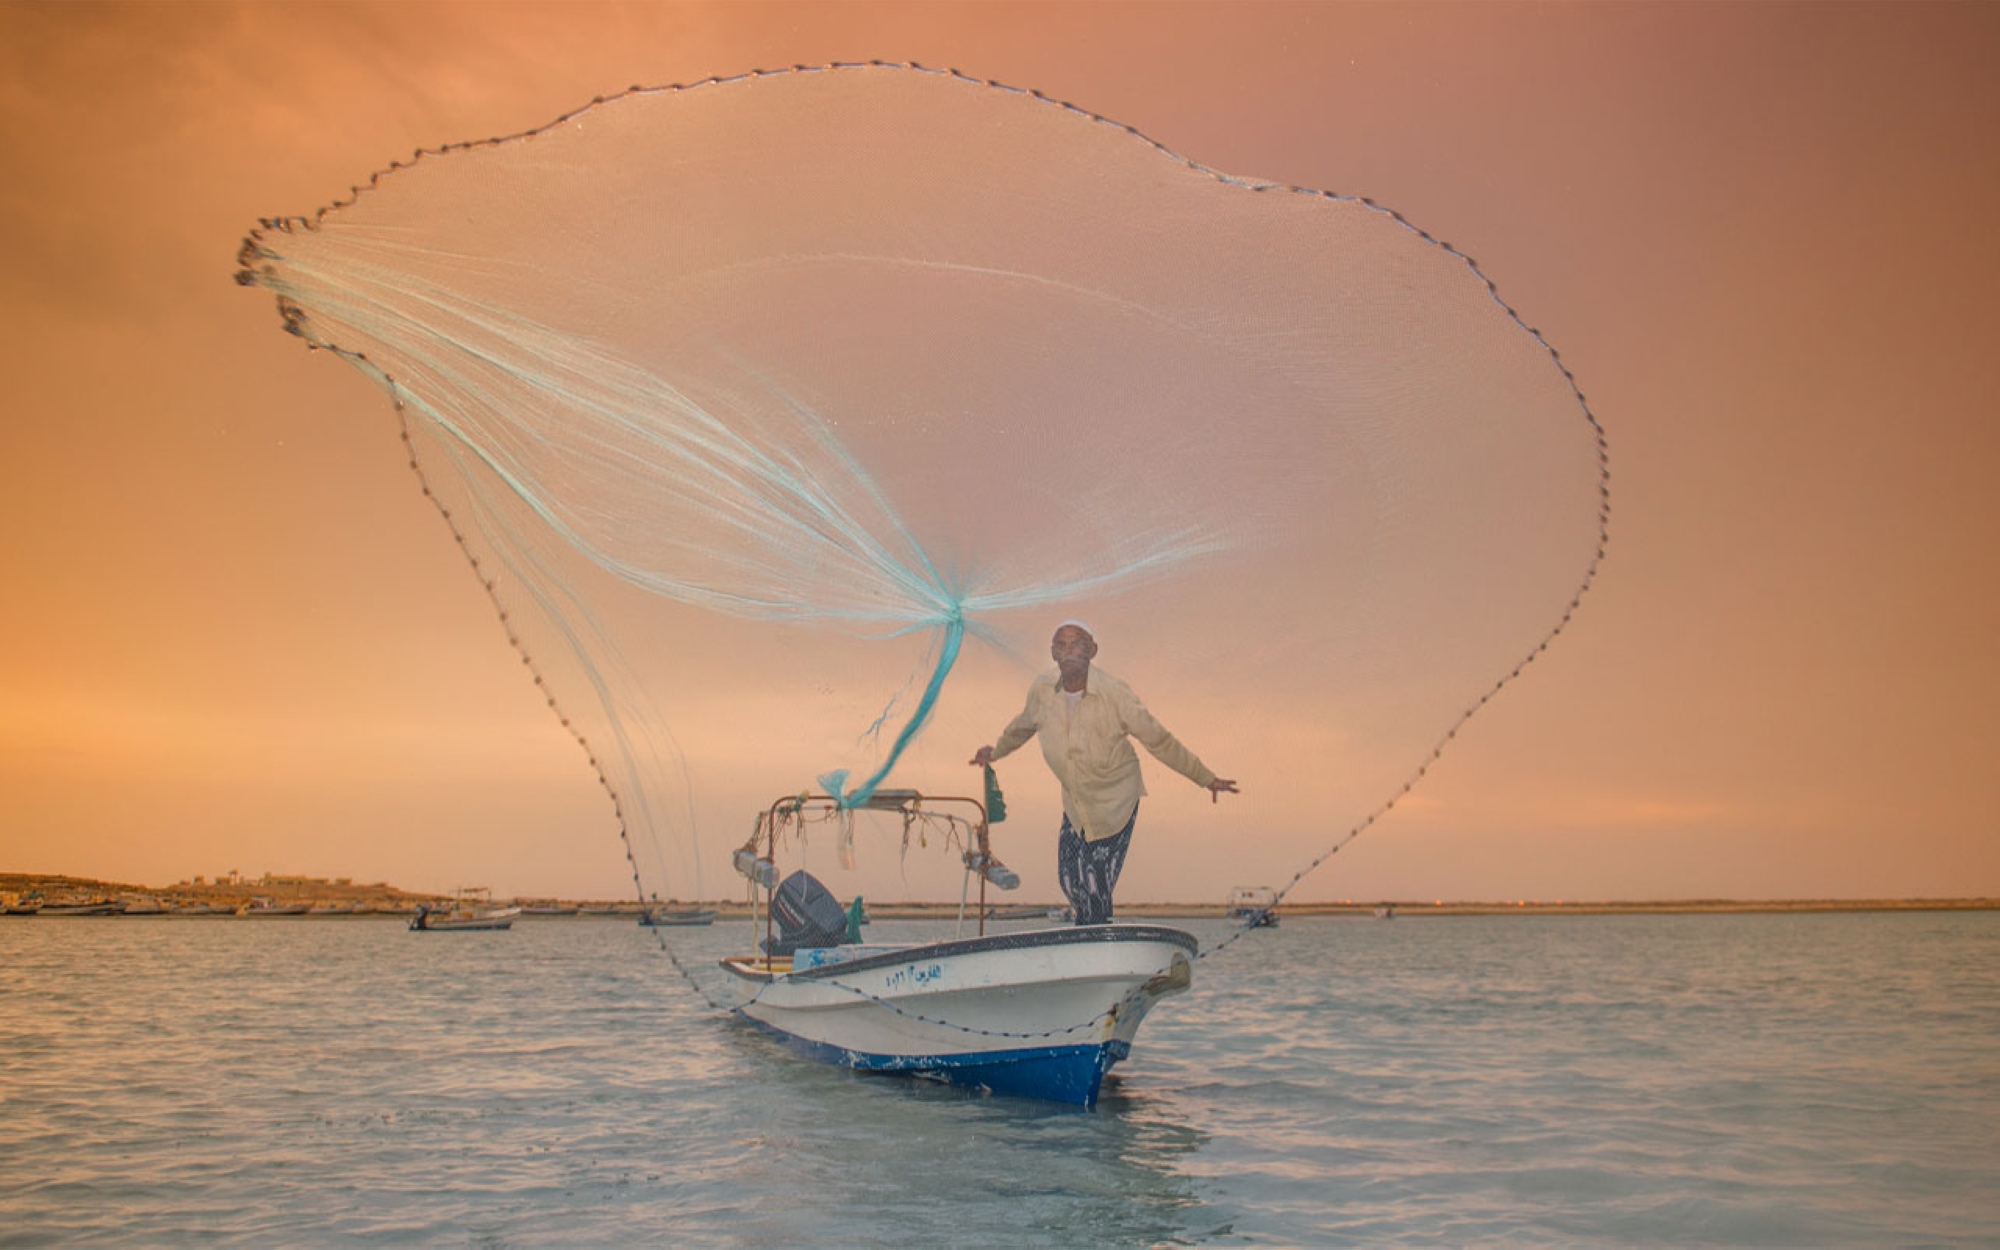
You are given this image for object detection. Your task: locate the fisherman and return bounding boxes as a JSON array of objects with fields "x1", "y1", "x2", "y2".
[{"x1": 970, "y1": 621, "x2": 1236, "y2": 924}]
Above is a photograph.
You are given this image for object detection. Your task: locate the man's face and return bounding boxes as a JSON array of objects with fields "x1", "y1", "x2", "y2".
[{"x1": 1051, "y1": 626, "x2": 1097, "y2": 674}]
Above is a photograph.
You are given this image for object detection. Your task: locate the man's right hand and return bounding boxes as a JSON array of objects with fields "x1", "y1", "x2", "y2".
[{"x1": 969, "y1": 745, "x2": 995, "y2": 767}]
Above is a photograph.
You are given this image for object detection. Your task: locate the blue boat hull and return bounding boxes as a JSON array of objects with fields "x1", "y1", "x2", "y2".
[{"x1": 739, "y1": 1013, "x2": 1135, "y2": 1107}]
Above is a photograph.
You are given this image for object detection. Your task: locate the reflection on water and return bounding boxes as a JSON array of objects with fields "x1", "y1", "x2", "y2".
[{"x1": 713, "y1": 1003, "x2": 1218, "y2": 1246}]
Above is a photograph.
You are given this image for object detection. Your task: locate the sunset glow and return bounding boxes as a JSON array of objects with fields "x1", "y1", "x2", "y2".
[{"x1": 2, "y1": 1, "x2": 1994, "y2": 904}]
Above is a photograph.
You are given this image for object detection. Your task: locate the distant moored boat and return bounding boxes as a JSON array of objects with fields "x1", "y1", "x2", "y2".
[
  {"x1": 1226, "y1": 887, "x2": 1280, "y2": 928},
  {"x1": 410, "y1": 887, "x2": 520, "y2": 932},
  {"x1": 39, "y1": 899, "x2": 126, "y2": 916},
  {"x1": 240, "y1": 900, "x2": 312, "y2": 917},
  {"x1": 640, "y1": 907, "x2": 718, "y2": 926}
]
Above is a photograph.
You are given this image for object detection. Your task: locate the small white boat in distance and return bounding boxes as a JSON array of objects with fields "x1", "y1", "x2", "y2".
[
  {"x1": 38, "y1": 897, "x2": 125, "y2": 916},
  {"x1": 1226, "y1": 886, "x2": 1280, "y2": 928},
  {"x1": 640, "y1": 906, "x2": 718, "y2": 927},
  {"x1": 410, "y1": 887, "x2": 520, "y2": 931},
  {"x1": 718, "y1": 790, "x2": 1196, "y2": 1108},
  {"x1": 984, "y1": 904, "x2": 1049, "y2": 921}
]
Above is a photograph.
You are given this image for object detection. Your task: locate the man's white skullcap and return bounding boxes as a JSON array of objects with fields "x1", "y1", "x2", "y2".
[{"x1": 1055, "y1": 618, "x2": 1095, "y2": 639}]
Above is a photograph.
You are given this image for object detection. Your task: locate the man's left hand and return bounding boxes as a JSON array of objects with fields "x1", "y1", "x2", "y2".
[{"x1": 1208, "y1": 778, "x2": 1238, "y2": 803}]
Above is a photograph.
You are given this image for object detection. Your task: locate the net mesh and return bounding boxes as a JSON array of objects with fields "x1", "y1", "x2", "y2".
[{"x1": 237, "y1": 63, "x2": 1606, "y2": 917}]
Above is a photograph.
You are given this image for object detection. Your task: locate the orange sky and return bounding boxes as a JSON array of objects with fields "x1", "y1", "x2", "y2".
[{"x1": 2, "y1": 1, "x2": 1995, "y2": 902}]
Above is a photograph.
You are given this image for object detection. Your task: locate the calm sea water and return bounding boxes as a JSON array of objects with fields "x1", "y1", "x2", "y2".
[{"x1": 2, "y1": 911, "x2": 1995, "y2": 1246}]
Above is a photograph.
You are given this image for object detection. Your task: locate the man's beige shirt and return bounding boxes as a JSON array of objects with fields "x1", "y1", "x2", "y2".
[{"x1": 989, "y1": 666, "x2": 1216, "y2": 842}]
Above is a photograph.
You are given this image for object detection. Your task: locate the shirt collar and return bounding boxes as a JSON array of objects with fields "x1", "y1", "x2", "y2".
[{"x1": 1045, "y1": 666, "x2": 1098, "y2": 695}]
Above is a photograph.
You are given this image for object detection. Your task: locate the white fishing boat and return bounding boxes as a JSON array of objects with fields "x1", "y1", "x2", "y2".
[
  {"x1": 1226, "y1": 886, "x2": 1280, "y2": 927},
  {"x1": 410, "y1": 887, "x2": 520, "y2": 931},
  {"x1": 716, "y1": 791, "x2": 1196, "y2": 1108}
]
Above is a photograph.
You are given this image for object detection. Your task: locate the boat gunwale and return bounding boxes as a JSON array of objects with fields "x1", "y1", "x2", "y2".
[{"x1": 719, "y1": 922, "x2": 1197, "y2": 984}]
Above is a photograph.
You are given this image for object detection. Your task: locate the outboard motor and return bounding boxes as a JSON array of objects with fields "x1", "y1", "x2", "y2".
[{"x1": 764, "y1": 870, "x2": 850, "y2": 956}]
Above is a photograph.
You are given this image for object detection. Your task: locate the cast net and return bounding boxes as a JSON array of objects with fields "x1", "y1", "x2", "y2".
[{"x1": 237, "y1": 64, "x2": 1605, "y2": 965}]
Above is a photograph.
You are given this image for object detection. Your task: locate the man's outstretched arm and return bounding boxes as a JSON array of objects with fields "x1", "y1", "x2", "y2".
[{"x1": 1118, "y1": 686, "x2": 1238, "y2": 801}]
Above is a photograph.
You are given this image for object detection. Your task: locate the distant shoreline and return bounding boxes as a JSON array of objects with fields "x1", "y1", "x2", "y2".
[{"x1": 3, "y1": 872, "x2": 1992, "y2": 919}]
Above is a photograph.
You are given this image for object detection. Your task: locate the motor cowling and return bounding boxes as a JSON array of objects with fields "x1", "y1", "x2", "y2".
[{"x1": 764, "y1": 870, "x2": 849, "y2": 956}]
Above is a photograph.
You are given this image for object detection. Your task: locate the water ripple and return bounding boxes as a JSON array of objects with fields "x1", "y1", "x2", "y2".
[{"x1": 1, "y1": 912, "x2": 1995, "y2": 1245}]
